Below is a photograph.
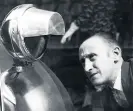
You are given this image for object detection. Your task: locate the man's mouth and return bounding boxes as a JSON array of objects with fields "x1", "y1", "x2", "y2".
[{"x1": 89, "y1": 73, "x2": 98, "y2": 79}]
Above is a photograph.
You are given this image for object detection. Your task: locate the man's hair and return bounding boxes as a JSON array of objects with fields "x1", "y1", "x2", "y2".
[{"x1": 91, "y1": 32, "x2": 121, "y2": 49}]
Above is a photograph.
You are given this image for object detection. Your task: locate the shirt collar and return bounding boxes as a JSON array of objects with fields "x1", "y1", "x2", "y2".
[{"x1": 113, "y1": 69, "x2": 123, "y2": 91}]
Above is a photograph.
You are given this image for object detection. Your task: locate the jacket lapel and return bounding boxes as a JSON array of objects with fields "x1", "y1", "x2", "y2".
[{"x1": 121, "y1": 61, "x2": 133, "y2": 107}]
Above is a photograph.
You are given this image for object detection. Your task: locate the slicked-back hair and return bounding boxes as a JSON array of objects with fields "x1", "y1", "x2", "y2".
[{"x1": 92, "y1": 32, "x2": 121, "y2": 49}]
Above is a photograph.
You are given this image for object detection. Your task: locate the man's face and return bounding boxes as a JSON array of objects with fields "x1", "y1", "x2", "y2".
[{"x1": 79, "y1": 37, "x2": 116, "y2": 87}]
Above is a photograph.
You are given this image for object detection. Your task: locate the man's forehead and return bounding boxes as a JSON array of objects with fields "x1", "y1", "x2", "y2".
[
  {"x1": 79, "y1": 36, "x2": 109, "y2": 56},
  {"x1": 79, "y1": 45, "x2": 98, "y2": 57}
]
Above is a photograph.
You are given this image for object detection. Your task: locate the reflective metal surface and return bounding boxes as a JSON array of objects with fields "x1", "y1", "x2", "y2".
[
  {"x1": 0, "y1": 4, "x2": 65, "y2": 62},
  {"x1": 0, "y1": 61, "x2": 73, "y2": 111},
  {"x1": 0, "y1": 4, "x2": 74, "y2": 111},
  {"x1": 0, "y1": 41, "x2": 13, "y2": 72}
]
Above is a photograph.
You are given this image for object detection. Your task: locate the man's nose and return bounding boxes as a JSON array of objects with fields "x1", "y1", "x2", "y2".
[{"x1": 84, "y1": 59, "x2": 93, "y2": 72}]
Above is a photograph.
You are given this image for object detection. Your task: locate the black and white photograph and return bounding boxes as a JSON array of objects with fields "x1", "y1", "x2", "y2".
[{"x1": 0, "y1": 0, "x2": 132, "y2": 111}]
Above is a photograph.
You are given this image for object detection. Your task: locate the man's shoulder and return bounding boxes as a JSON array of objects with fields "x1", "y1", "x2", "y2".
[
  {"x1": 121, "y1": 59, "x2": 133, "y2": 81},
  {"x1": 126, "y1": 58, "x2": 133, "y2": 63},
  {"x1": 125, "y1": 59, "x2": 133, "y2": 68}
]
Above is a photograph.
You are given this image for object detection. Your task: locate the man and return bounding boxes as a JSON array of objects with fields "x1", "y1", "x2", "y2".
[{"x1": 79, "y1": 32, "x2": 133, "y2": 110}]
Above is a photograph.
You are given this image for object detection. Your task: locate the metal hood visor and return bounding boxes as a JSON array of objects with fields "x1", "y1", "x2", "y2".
[{"x1": 0, "y1": 4, "x2": 65, "y2": 62}]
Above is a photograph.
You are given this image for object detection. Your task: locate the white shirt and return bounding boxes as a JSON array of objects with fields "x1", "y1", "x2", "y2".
[
  {"x1": 113, "y1": 70, "x2": 129, "y2": 107},
  {"x1": 113, "y1": 70, "x2": 123, "y2": 91}
]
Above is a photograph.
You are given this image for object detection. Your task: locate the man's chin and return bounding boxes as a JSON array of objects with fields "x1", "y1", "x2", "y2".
[
  {"x1": 92, "y1": 84, "x2": 105, "y2": 92},
  {"x1": 95, "y1": 86, "x2": 104, "y2": 92}
]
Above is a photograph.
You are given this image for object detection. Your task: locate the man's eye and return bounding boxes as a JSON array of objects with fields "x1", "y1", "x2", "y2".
[
  {"x1": 89, "y1": 54, "x2": 96, "y2": 61},
  {"x1": 80, "y1": 58, "x2": 85, "y2": 64}
]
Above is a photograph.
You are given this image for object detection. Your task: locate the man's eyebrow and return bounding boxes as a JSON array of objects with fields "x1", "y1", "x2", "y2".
[
  {"x1": 82, "y1": 53, "x2": 97, "y2": 58},
  {"x1": 89, "y1": 53, "x2": 97, "y2": 57}
]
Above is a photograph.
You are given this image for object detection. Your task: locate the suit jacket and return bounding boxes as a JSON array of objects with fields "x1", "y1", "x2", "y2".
[
  {"x1": 121, "y1": 60, "x2": 133, "y2": 110},
  {"x1": 103, "y1": 61, "x2": 133, "y2": 111}
]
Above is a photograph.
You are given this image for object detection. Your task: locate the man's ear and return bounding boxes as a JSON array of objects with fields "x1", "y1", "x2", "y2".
[{"x1": 112, "y1": 46, "x2": 121, "y2": 63}]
